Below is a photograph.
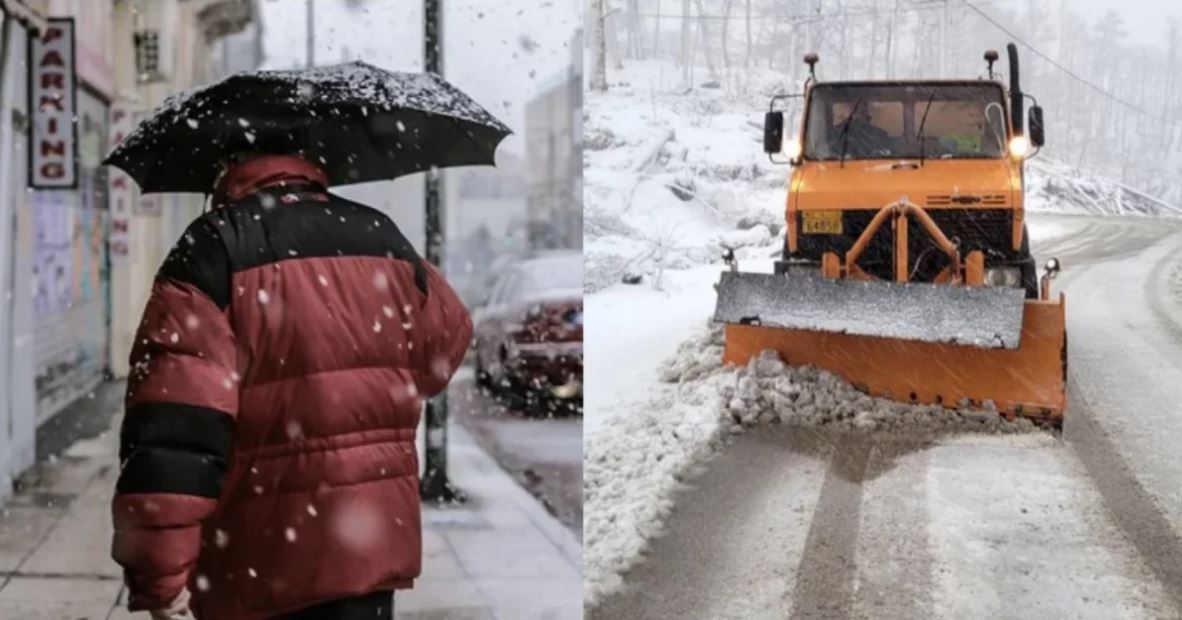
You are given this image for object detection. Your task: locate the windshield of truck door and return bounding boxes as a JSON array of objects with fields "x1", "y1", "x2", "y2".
[{"x1": 804, "y1": 83, "x2": 1008, "y2": 161}]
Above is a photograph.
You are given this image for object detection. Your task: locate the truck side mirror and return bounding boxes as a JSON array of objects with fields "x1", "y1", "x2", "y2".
[
  {"x1": 1029, "y1": 105, "x2": 1045, "y2": 147},
  {"x1": 763, "y1": 111, "x2": 784, "y2": 154}
]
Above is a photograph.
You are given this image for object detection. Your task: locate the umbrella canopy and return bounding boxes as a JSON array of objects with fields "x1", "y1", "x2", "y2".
[{"x1": 104, "y1": 61, "x2": 512, "y2": 193}]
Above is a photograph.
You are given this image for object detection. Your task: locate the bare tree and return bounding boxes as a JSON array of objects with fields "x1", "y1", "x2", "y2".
[
  {"x1": 590, "y1": 0, "x2": 608, "y2": 91},
  {"x1": 745, "y1": 0, "x2": 753, "y2": 68},
  {"x1": 693, "y1": 0, "x2": 720, "y2": 81},
  {"x1": 627, "y1": 0, "x2": 642, "y2": 59},
  {"x1": 720, "y1": 0, "x2": 734, "y2": 68},
  {"x1": 680, "y1": 0, "x2": 691, "y2": 84}
]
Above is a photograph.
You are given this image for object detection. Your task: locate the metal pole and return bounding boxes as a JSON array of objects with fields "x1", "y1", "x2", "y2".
[
  {"x1": 305, "y1": 0, "x2": 314, "y2": 68},
  {"x1": 419, "y1": 0, "x2": 464, "y2": 503}
]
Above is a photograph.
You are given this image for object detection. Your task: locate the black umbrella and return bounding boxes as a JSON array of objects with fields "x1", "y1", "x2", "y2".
[{"x1": 104, "y1": 61, "x2": 512, "y2": 193}]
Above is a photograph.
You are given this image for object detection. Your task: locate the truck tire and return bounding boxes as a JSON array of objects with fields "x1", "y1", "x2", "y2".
[{"x1": 1020, "y1": 224, "x2": 1038, "y2": 300}]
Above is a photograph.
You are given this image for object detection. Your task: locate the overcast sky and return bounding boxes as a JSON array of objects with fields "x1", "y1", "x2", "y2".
[
  {"x1": 1069, "y1": 0, "x2": 1180, "y2": 49},
  {"x1": 258, "y1": 0, "x2": 581, "y2": 154}
]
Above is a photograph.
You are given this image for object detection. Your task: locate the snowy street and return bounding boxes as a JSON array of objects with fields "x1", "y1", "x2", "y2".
[
  {"x1": 587, "y1": 214, "x2": 1182, "y2": 619},
  {"x1": 451, "y1": 370, "x2": 584, "y2": 539}
]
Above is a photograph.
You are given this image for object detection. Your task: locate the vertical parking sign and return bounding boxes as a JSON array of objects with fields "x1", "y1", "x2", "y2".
[
  {"x1": 29, "y1": 18, "x2": 78, "y2": 189},
  {"x1": 107, "y1": 101, "x2": 136, "y2": 260}
]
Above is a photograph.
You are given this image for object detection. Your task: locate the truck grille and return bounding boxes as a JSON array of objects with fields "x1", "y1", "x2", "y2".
[
  {"x1": 926, "y1": 194, "x2": 1007, "y2": 207},
  {"x1": 794, "y1": 208, "x2": 1016, "y2": 281}
]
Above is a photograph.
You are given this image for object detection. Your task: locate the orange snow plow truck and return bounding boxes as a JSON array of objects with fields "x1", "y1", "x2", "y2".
[{"x1": 714, "y1": 44, "x2": 1067, "y2": 426}]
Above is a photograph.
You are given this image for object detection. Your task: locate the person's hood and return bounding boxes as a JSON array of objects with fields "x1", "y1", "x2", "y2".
[{"x1": 212, "y1": 154, "x2": 329, "y2": 206}]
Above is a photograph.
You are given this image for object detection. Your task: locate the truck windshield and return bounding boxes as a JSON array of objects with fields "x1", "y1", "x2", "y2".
[{"x1": 804, "y1": 83, "x2": 1008, "y2": 160}]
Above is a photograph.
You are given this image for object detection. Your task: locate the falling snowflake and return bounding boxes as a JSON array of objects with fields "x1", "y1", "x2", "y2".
[
  {"x1": 285, "y1": 527, "x2": 297, "y2": 542},
  {"x1": 215, "y1": 529, "x2": 230, "y2": 548},
  {"x1": 382, "y1": 305, "x2": 394, "y2": 318},
  {"x1": 195, "y1": 574, "x2": 211, "y2": 592},
  {"x1": 258, "y1": 289, "x2": 270, "y2": 304}
]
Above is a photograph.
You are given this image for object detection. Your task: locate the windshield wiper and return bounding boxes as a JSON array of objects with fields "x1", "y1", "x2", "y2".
[
  {"x1": 837, "y1": 98, "x2": 863, "y2": 169},
  {"x1": 916, "y1": 92, "x2": 936, "y2": 166}
]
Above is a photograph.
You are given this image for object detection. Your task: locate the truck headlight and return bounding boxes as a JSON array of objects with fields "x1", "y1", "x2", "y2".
[
  {"x1": 784, "y1": 136, "x2": 802, "y2": 160},
  {"x1": 1008, "y1": 135, "x2": 1030, "y2": 158},
  {"x1": 984, "y1": 266, "x2": 1022, "y2": 287}
]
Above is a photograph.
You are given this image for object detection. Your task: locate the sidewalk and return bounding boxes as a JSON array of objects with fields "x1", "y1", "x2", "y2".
[{"x1": 0, "y1": 401, "x2": 582, "y2": 620}]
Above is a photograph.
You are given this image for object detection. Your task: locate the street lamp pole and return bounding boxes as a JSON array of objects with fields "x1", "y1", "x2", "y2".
[{"x1": 420, "y1": 0, "x2": 464, "y2": 503}]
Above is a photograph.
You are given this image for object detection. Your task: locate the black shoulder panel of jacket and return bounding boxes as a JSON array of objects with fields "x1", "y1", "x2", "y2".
[
  {"x1": 214, "y1": 185, "x2": 428, "y2": 295},
  {"x1": 158, "y1": 216, "x2": 232, "y2": 310}
]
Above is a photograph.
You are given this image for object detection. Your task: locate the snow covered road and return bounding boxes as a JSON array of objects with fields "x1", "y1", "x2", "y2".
[{"x1": 587, "y1": 214, "x2": 1182, "y2": 620}]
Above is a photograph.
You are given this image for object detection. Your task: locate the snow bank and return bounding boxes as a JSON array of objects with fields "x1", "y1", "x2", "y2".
[
  {"x1": 584, "y1": 325, "x2": 1036, "y2": 606},
  {"x1": 583, "y1": 325, "x2": 734, "y2": 604}
]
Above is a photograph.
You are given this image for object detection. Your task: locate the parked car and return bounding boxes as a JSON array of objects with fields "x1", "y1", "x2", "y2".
[{"x1": 473, "y1": 251, "x2": 582, "y2": 411}]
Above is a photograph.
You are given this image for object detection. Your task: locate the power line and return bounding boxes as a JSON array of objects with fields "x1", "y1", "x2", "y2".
[
  {"x1": 633, "y1": 0, "x2": 1028, "y2": 22},
  {"x1": 961, "y1": 0, "x2": 1181, "y2": 130}
]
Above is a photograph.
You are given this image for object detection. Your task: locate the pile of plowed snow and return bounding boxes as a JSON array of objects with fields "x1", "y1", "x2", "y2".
[
  {"x1": 583, "y1": 324, "x2": 1037, "y2": 606},
  {"x1": 661, "y1": 326, "x2": 1036, "y2": 435}
]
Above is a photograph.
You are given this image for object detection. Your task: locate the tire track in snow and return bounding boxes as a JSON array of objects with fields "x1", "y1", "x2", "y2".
[
  {"x1": 788, "y1": 434, "x2": 938, "y2": 620},
  {"x1": 788, "y1": 437, "x2": 871, "y2": 620}
]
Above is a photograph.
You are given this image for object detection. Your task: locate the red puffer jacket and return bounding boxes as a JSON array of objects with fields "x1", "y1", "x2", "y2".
[{"x1": 111, "y1": 155, "x2": 472, "y2": 620}]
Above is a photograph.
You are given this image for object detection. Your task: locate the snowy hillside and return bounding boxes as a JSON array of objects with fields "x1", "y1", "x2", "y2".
[{"x1": 583, "y1": 61, "x2": 1182, "y2": 607}]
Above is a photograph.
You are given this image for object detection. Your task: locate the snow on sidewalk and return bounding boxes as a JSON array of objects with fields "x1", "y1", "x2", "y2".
[{"x1": 0, "y1": 400, "x2": 580, "y2": 620}]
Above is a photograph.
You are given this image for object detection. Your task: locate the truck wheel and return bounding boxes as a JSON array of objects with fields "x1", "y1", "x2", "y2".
[{"x1": 1020, "y1": 224, "x2": 1038, "y2": 300}]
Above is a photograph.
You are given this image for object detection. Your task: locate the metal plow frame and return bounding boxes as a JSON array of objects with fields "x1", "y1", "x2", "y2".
[
  {"x1": 723, "y1": 294, "x2": 1066, "y2": 423},
  {"x1": 719, "y1": 199, "x2": 1068, "y2": 424}
]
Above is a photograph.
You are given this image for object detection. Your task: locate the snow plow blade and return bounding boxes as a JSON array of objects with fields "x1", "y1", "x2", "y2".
[
  {"x1": 714, "y1": 271, "x2": 1027, "y2": 349},
  {"x1": 715, "y1": 272, "x2": 1067, "y2": 424}
]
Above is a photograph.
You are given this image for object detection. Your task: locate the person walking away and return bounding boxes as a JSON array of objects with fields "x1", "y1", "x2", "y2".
[{"x1": 110, "y1": 153, "x2": 472, "y2": 620}]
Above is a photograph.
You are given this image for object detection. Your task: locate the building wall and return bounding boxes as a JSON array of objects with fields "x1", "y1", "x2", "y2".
[
  {"x1": 0, "y1": 16, "x2": 38, "y2": 499},
  {"x1": 524, "y1": 30, "x2": 583, "y2": 251},
  {"x1": 27, "y1": 3, "x2": 116, "y2": 422}
]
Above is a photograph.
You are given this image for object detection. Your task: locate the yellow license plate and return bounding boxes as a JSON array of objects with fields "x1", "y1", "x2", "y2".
[{"x1": 802, "y1": 210, "x2": 843, "y2": 235}]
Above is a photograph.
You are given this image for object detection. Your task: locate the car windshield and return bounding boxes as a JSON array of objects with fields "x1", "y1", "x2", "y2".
[
  {"x1": 804, "y1": 83, "x2": 1008, "y2": 160},
  {"x1": 517, "y1": 255, "x2": 583, "y2": 298}
]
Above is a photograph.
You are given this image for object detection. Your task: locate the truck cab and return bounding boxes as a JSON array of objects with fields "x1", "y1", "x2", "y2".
[{"x1": 765, "y1": 52, "x2": 1046, "y2": 295}]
